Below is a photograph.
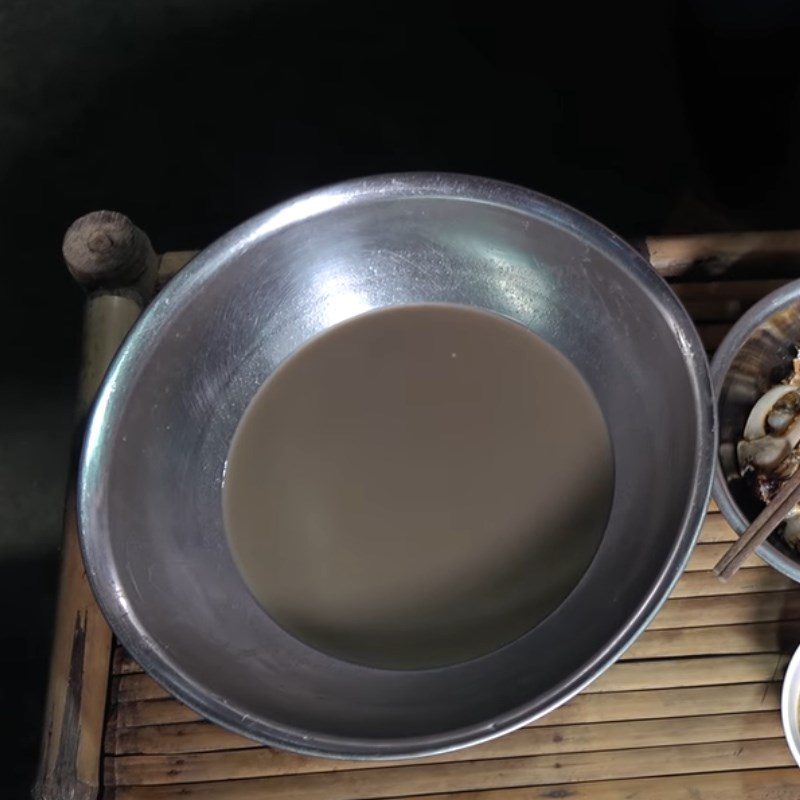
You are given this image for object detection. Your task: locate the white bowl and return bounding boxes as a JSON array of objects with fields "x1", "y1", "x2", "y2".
[{"x1": 782, "y1": 645, "x2": 800, "y2": 766}]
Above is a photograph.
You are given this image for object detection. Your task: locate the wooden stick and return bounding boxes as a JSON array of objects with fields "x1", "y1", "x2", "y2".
[
  {"x1": 715, "y1": 468, "x2": 800, "y2": 580},
  {"x1": 642, "y1": 230, "x2": 800, "y2": 278},
  {"x1": 33, "y1": 211, "x2": 159, "y2": 800}
]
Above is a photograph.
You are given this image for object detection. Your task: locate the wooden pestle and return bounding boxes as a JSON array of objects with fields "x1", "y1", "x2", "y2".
[{"x1": 33, "y1": 211, "x2": 158, "y2": 800}]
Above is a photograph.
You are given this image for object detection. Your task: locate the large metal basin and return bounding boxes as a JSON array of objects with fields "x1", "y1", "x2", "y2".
[{"x1": 80, "y1": 174, "x2": 714, "y2": 758}]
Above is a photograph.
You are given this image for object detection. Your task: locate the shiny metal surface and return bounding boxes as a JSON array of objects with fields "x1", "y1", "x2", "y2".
[
  {"x1": 712, "y1": 280, "x2": 800, "y2": 583},
  {"x1": 79, "y1": 173, "x2": 715, "y2": 759}
]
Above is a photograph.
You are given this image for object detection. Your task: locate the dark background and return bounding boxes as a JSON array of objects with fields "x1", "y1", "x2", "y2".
[{"x1": 2, "y1": 0, "x2": 800, "y2": 795}]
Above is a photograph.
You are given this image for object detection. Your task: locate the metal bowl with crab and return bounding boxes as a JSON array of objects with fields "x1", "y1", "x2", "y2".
[{"x1": 713, "y1": 278, "x2": 800, "y2": 582}]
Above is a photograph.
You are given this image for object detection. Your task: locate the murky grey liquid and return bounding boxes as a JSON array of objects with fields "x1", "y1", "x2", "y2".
[{"x1": 223, "y1": 304, "x2": 614, "y2": 669}]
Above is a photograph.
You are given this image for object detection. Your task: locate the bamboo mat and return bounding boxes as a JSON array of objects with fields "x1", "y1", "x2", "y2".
[{"x1": 99, "y1": 272, "x2": 800, "y2": 799}]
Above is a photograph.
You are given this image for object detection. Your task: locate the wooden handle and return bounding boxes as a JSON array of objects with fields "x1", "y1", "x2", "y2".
[{"x1": 33, "y1": 212, "x2": 159, "y2": 800}]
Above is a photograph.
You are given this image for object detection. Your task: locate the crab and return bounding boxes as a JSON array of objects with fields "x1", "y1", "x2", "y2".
[{"x1": 738, "y1": 356, "x2": 800, "y2": 550}]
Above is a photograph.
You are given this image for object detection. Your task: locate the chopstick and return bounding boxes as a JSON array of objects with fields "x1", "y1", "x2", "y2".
[{"x1": 714, "y1": 467, "x2": 800, "y2": 580}]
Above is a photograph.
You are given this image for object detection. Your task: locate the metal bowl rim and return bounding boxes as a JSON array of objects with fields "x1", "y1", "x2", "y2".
[{"x1": 79, "y1": 172, "x2": 716, "y2": 759}]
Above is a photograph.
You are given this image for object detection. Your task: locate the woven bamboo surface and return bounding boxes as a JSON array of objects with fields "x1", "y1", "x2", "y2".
[{"x1": 99, "y1": 271, "x2": 800, "y2": 799}]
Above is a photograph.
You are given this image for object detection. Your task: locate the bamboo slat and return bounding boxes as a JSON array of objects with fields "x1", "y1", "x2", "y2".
[
  {"x1": 106, "y1": 712, "x2": 784, "y2": 786},
  {"x1": 113, "y1": 649, "x2": 143, "y2": 676},
  {"x1": 111, "y1": 699, "x2": 201, "y2": 730},
  {"x1": 108, "y1": 722, "x2": 254, "y2": 757},
  {"x1": 686, "y1": 542, "x2": 761, "y2": 570},
  {"x1": 385, "y1": 768, "x2": 800, "y2": 800},
  {"x1": 588, "y1": 652, "x2": 788, "y2": 692},
  {"x1": 529, "y1": 681, "x2": 782, "y2": 726},
  {"x1": 108, "y1": 692, "x2": 786, "y2": 756},
  {"x1": 108, "y1": 769, "x2": 800, "y2": 800},
  {"x1": 109, "y1": 739, "x2": 793, "y2": 800},
  {"x1": 113, "y1": 674, "x2": 169, "y2": 704},
  {"x1": 623, "y1": 620, "x2": 800, "y2": 660},
  {"x1": 670, "y1": 566, "x2": 795, "y2": 597},
  {"x1": 650, "y1": 591, "x2": 800, "y2": 630},
  {"x1": 697, "y1": 513, "x2": 735, "y2": 543}
]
